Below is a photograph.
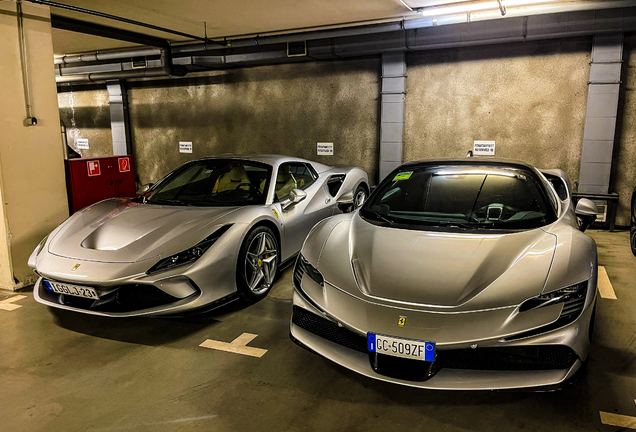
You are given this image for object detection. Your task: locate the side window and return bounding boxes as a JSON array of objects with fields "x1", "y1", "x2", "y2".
[
  {"x1": 275, "y1": 162, "x2": 317, "y2": 201},
  {"x1": 548, "y1": 177, "x2": 568, "y2": 201},
  {"x1": 327, "y1": 174, "x2": 346, "y2": 197}
]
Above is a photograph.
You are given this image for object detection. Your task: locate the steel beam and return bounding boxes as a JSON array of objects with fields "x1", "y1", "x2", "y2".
[
  {"x1": 106, "y1": 81, "x2": 130, "y2": 156},
  {"x1": 578, "y1": 33, "x2": 623, "y2": 193},
  {"x1": 379, "y1": 52, "x2": 406, "y2": 182}
]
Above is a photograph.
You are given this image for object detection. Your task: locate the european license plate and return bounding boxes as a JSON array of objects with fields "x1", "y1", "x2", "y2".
[
  {"x1": 44, "y1": 280, "x2": 99, "y2": 300},
  {"x1": 368, "y1": 333, "x2": 435, "y2": 362}
]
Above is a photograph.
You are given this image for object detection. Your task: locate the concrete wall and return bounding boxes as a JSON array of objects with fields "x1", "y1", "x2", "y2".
[
  {"x1": 55, "y1": 36, "x2": 636, "y2": 225},
  {"x1": 613, "y1": 34, "x2": 636, "y2": 226},
  {"x1": 126, "y1": 59, "x2": 380, "y2": 185},
  {"x1": 1, "y1": 2, "x2": 69, "y2": 288},
  {"x1": 57, "y1": 86, "x2": 114, "y2": 158},
  {"x1": 404, "y1": 38, "x2": 591, "y2": 189}
]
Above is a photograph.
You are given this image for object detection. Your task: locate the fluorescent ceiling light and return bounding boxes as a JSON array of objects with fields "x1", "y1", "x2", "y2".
[{"x1": 418, "y1": 0, "x2": 558, "y2": 16}]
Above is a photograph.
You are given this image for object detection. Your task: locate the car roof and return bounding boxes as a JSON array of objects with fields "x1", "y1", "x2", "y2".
[
  {"x1": 190, "y1": 154, "x2": 332, "y2": 172},
  {"x1": 400, "y1": 157, "x2": 538, "y2": 171}
]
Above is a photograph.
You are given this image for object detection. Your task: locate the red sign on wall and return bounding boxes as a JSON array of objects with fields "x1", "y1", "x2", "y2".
[
  {"x1": 118, "y1": 157, "x2": 131, "y2": 173},
  {"x1": 87, "y1": 160, "x2": 101, "y2": 177}
]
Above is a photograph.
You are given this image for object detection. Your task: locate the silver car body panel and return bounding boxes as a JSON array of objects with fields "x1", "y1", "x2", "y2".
[
  {"x1": 291, "y1": 158, "x2": 597, "y2": 390},
  {"x1": 29, "y1": 154, "x2": 368, "y2": 317}
]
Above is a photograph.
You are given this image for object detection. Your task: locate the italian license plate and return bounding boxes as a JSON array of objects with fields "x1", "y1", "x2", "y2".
[
  {"x1": 368, "y1": 333, "x2": 435, "y2": 361},
  {"x1": 44, "y1": 280, "x2": 99, "y2": 300}
]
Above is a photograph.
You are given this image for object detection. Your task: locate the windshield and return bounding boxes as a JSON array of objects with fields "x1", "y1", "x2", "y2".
[
  {"x1": 147, "y1": 159, "x2": 271, "y2": 206},
  {"x1": 361, "y1": 164, "x2": 557, "y2": 231}
]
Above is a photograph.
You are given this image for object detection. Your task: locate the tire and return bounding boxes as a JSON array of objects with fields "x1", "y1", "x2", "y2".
[
  {"x1": 236, "y1": 226, "x2": 279, "y2": 302},
  {"x1": 353, "y1": 185, "x2": 367, "y2": 210},
  {"x1": 630, "y1": 226, "x2": 636, "y2": 258}
]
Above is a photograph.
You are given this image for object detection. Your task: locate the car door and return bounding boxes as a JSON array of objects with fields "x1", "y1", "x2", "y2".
[{"x1": 275, "y1": 162, "x2": 334, "y2": 258}]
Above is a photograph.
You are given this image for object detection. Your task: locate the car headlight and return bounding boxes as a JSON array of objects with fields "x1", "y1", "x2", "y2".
[
  {"x1": 519, "y1": 281, "x2": 588, "y2": 323},
  {"x1": 146, "y1": 225, "x2": 232, "y2": 275},
  {"x1": 35, "y1": 235, "x2": 48, "y2": 256},
  {"x1": 293, "y1": 254, "x2": 324, "y2": 288}
]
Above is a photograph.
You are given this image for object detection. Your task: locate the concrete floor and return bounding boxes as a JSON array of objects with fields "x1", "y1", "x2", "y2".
[{"x1": 1, "y1": 229, "x2": 635, "y2": 431}]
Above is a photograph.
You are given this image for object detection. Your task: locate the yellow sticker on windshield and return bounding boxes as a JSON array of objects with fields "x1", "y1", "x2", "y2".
[{"x1": 393, "y1": 171, "x2": 413, "y2": 181}]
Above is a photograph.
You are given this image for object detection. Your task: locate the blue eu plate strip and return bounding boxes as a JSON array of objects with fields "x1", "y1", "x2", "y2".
[
  {"x1": 43, "y1": 280, "x2": 53, "y2": 291},
  {"x1": 367, "y1": 333, "x2": 376, "y2": 352},
  {"x1": 424, "y1": 342, "x2": 434, "y2": 362}
]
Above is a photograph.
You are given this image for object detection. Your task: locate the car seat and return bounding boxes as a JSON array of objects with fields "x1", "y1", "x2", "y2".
[
  {"x1": 275, "y1": 166, "x2": 298, "y2": 200},
  {"x1": 213, "y1": 165, "x2": 251, "y2": 193}
]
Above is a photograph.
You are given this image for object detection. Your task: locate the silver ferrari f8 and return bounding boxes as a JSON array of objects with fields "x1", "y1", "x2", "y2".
[
  {"x1": 291, "y1": 158, "x2": 599, "y2": 390},
  {"x1": 29, "y1": 155, "x2": 368, "y2": 317}
]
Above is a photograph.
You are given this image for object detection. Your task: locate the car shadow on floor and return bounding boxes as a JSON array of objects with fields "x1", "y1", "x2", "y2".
[{"x1": 47, "y1": 296, "x2": 256, "y2": 347}]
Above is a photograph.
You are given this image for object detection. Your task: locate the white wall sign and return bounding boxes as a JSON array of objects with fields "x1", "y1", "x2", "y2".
[
  {"x1": 179, "y1": 141, "x2": 193, "y2": 153},
  {"x1": 317, "y1": 142, "x2": 333, "y2": 156},
  {"x1": 473, "y1": 140, "x2": 495, "y2": 156},
  {"x1": 76, "y1": 138, "x2": 89, "y2": 149}
]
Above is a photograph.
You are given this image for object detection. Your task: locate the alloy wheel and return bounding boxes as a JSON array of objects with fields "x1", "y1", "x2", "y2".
[{"x1": 244, "y1": 232, "x2": 278, "y2": 295}]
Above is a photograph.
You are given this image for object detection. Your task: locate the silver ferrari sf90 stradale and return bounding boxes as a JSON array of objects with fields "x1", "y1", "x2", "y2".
[
  {"x1": 291, "y1": 158, "x2": 599, "y2": 390},
  {"x1": 29, "y1": 155, "x2": 368, "y2": 317}
]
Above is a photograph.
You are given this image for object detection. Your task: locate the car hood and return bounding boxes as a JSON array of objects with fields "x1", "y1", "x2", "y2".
[
  {"x1": 49, "y1": 199, "x2": 239, "y2": 263},
  {"x1": 347, "y1": 215, "x2": 557, "y2": 308}
]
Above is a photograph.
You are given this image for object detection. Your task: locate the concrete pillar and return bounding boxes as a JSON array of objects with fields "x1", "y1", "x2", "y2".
[
  {"x1": 379, "y1": 52, "x2": 406, "y2": 182},
  {"x1": 0, "y1": 1, "x2": 69, "y2": 289},
  {"x1": 578, "y1": 34, "x2": 624, "y2": 194},
  {"x1": 107, "y1": 80, "x2": 130, "y2": 155}
]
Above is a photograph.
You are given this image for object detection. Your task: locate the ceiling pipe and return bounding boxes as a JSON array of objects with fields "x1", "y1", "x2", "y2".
[
  {"x1": 55, "y1": 47, "x2": 161, "y2": 65},
  {"x1": 51, "y1": 15, "x2": 187, "y2": 79},
  {"x1": 27, "y1": 0, "x2": 223, "y2": 44},
  {"x1": 56, "y1": 68, "x2": 170, "y2": 83}
]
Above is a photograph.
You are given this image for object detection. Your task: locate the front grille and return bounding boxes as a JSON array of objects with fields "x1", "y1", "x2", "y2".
[
  {"x1": 112, "y1": 285, "x2": 178, "y2": 311},
  {"x1": 292, "y1": 307, "x2": 578, "y2": 382},
  {"x1": 292, "y1": 306, "x2": 367, "y2": 353},
  {"x1": 372, "y1": 354, "x2": 434, "y2": 381},
  {"x1": 437, "y1": 346, "x2": 577, "y2": 371}
]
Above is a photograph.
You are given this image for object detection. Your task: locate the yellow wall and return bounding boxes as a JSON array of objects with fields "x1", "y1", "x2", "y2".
[{"x1": 0, "y1": 2, "x2": 69, "y2": 289}]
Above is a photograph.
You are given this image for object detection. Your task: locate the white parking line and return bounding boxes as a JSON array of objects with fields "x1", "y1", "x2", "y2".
[
  {"x1": 600, "y1": 412, "x2": 636, "y2": 429},
  {"x1": 597, "y1": 266, "x2": 617, "y2": 300},
  {"x1": 0, "y1": 295, "x2": 27, "y2": 311},
  {"x1": 200, "y1": 333, "x2": 267, "y2": 358}
]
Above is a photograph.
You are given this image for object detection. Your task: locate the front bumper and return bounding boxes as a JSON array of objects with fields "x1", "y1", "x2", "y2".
[
  {"x1": 290, "y1": 284, "x2": 594, "y2": 390},
  {"x1": 33, "y1": 276, "x2": 218, "y2": 317}
]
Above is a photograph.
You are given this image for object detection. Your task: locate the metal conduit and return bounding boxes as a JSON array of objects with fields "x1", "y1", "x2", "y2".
[
  {"x1": 51, "y1": 15, "x2": 187, "y2": 79},
  {"x1": 55, "y1": 48, "x2": 161, "y2": 65}
]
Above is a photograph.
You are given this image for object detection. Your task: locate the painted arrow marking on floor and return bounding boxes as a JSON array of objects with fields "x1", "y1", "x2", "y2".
[
  {"x1": 199, "y1": 333, "x2": 267, "y2": 358},
  {"x1": 0, "y1": 295, "x2": 27, "y2": 311},
  {"x1": 597, "y1": 266, "x2": 617, "y2": 300},
  {"x1": 600, "y1": 412, "x2": 636, "y2": 429}
]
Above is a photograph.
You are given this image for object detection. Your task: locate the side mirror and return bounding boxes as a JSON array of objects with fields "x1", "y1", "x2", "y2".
[
  {"x1": 575, "y1": 198, "x2": 597, "y2": 232},
  {"x1": 136, "y1": 183, "x2": 154, "y2": 196},
  {"x1": 336, "y1": 190, "x2": 354, "y2": 212},
  {"x1": 282, "y1": 189, "x2": 307, "y2": 211}
]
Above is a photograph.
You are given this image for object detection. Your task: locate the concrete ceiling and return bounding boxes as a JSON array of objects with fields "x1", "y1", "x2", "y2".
[
  {"x1": 51, "y1": 0, "x2": 423, "y2": 55},
  {"x1": 50, "y1": 0, "x2": 630, "y2": 55}
]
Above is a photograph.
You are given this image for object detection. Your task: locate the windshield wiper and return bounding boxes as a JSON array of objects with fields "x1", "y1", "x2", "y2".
[
  {"x1": 148, "y1": 198, "x2": 193, "y2": 206},
  {"x1": 434, "y1": 220, "x2": 473, "y2": 229},
  {"x1": 363, "y1": 208, "x2": 395, "y2": 225}
]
